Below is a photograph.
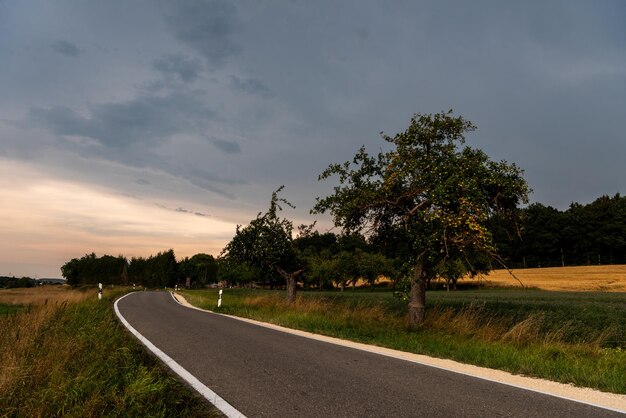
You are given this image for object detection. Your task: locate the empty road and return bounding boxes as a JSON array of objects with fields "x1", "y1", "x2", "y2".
[{"x1": 116, "y1": 291, "x2": 623, "y2": 417}]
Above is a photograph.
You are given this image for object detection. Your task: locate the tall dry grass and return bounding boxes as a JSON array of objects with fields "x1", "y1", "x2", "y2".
[
  {"x1": 0, "y1": 287, "x2": 94, "y2": 395},
  {"x1": 243, "y1": 293, "x2": 617, "y2": 349},
  {"x1": 0, "y1": 287, "x2": 218, "y2": 417},
  {"x1": 0, "y1": 286, "x2": 93, "y2": 305},
  {"x1": 244, "y1": 293, "x2": 405, "y2": 331}
]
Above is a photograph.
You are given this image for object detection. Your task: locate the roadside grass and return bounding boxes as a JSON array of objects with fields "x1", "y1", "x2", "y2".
[
  {"x1": 181, "y1": 288, "x2": 626, "y2": 394},
  {"x1": 0, "y1": 287, "x2": 219, "y2": 417},
  {"x1": 0, "y1": 304, "x2": 24, "y2": 316}
]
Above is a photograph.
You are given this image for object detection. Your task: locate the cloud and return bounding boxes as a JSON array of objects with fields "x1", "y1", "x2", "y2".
[
  {"x1": 153, "y1": 53, "x2": 203, "y2": 83},
  {"x1": 211, "y1": 138, "x2": 241, "y2": 154},
  {"x1": 0, "y1": 162, "x2": 235, "y2": 276},
  {"x1": 29, "y1": 92, "x2": 215, "y2": 149},
  {"x1": 24, "y1": 91, "x2": 250, "y2": 200},
  {"x1": 230, "y1": 76, "x2": 273, "y2": 98},
  {"x1": 175, "y1": 207, "x2": 210, "y2": 217},
  {"x1": 163, "y1": 0, "x2": 241, "y2": 68},
  {"x1": 51, "y1": 40, "x2": 82, "y2": 57}
]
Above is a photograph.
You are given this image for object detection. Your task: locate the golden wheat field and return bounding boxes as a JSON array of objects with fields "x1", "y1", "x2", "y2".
[
  {"x1": 469, "y1": 265, "x2": 626, "y2": 292},
  {"x1": 0, "y1": 285, "x2": 92, "y2": 305}
]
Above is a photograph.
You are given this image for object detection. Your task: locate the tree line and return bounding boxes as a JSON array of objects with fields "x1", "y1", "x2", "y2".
[
  {"x1": 61, "y1": 251, "x2": 218, "y2": 289},
  {"x1": 57, "y1": 192, "x2": 626, "y2": 292},
  {"x1": 0, "y1": 276, "x2": 36, "y2": 289},
  {"x1": 492, "y1": 194, "x2": 626, "y2": 268}
]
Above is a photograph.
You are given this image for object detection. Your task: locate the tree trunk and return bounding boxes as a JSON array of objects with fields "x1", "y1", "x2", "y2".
[
  {"x1": 286, "y1": 275, "x2": 297, "y2": 304},
  {"x1": 408, "y1": 262, "x2": 426, "y2": 328},
  {"x1": 276, "y1": 266, "x2": 303, "y2": 304}
]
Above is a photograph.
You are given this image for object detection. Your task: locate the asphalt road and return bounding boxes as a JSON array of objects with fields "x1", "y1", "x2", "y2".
[{"x1": 116, "y1": 291, "x2": 622, "y2": 417}]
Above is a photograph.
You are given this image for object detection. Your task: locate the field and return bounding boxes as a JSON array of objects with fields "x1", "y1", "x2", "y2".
[
  {"x1": 0, "y1": 286, "x2": 89, "y2": 306},
  {"x1": 472, "y1": 265, "x2": 626, "y2": 292},
  {"x1": 0, "y1": 286, "x2": 218, "y2": 417}
]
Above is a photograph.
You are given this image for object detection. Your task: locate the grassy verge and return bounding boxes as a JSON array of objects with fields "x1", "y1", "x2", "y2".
[
  {"x1": 181, "y1": 288, "x2": 626, "y2": 394},
  {"x1": 0, "y1": 287, "x2": 219, "y2": 417},
  {"x1": 0, "y1": 303, "x2": 24, "y2": 316}
]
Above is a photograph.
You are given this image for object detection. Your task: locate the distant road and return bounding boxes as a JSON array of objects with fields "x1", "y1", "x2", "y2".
[{"x1": 116, "y1": 292, "x2": 622, "y2": 417}]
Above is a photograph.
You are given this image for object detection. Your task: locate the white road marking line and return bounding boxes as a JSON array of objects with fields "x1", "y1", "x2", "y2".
[{"x1": 114, "y1": 292, "x2": 247, "y2": 418}]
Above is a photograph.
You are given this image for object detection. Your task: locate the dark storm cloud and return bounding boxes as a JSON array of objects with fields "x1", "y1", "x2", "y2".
[
  {"x1": 230, "y1": 76, "x2": 272, "y2": 98},
  {"x1": 152, "y1": 53, "x2": 203, "y2": 83},
  {"x1": 183, "y1": 176, "x2": 236, "y2": 200},
  {"x1": 211, "y1": 138, "x2": 241, "y2": 154},
  {"x1": 163, "y1": 0, "x2": 241, "y2": 68},
  {"x1": 29, "y1": 92, "x2": 214, "y2": 149},
  {"x1": 3, "y1": 0, "x2": 626, "y2": 215},
  {"x1": 51, "y1": 40, "x2": 82, "y2": 57}
]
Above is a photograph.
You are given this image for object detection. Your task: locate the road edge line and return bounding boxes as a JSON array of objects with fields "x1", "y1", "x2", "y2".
[
  {"x1": 171, "y1": 292, "x2": 626, "y2": 415},
  {"x1": 114, "y1": 292, "x2": 247, "y2": 418}
]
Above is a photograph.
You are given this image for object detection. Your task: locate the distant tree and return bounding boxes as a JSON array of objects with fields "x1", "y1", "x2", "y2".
[
  {"x1": 293, "y1": 230, "x2": 338, "y2": 256},
  {"x1": 304, "y1": 255, "x2": 336, "y2": 290},
  {"x1": 314, "y1": 111, "x2": 529, "y2": 327},
  {"x1": 127, "y1": 250, "x2": 177, "y2": 288},
  {"x1": 223, "y1": 187, "x2": 304, "y2": 303},
  {"x1": 61, "y1": 258, "x2": 81, "y2": 287},
  {"x1": 216, "y1": 256, "x2": 257, "y2": 287},
  {"x1": 294, "y1": 229, "x2": 338, "y2": 289},
  {"x1": 60, "y1": 253, "x2": 127, "y2": 286},
  {"x1": 0, "y1": 276, "x2": 35, "y2": 289},
  {"x1": 179, "y1": 253, "x2": 218, "y2": 287},
  {"x1": 358, "y1": 251, "x2": 394, "y2": 289}
]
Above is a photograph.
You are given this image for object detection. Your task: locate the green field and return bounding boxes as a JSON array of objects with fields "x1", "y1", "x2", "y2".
[{"x1": 182, "y1": 288, "x2": 626, "y2": 394}]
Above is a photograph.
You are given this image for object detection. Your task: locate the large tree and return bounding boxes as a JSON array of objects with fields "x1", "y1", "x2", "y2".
[
  {"x1": 223, "y1": 187, "x2": 304, "y2": 303},
  {"x1": 314, "y1": 111, "x2": 529, "y2": 326}
]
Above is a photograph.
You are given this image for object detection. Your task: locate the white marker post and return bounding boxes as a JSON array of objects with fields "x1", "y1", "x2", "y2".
[
  {"x1": 217, "y1": 289, "x2": 223, "y2": 308},
  {"x1": 98, "y1": 282, "x2": 103, "y2": 300}
]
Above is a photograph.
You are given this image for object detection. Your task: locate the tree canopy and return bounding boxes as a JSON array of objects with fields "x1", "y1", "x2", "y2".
[
  {"x1": 314, "y1": 111, "x2": 529, "y2": 326},
  {"x1": 222, "y1": 187, "x2": 304, "y2": 303}
]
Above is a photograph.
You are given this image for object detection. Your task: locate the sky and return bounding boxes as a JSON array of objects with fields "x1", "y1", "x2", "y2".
[{"x1": 1, "y1": 0, "x2": 625, "y2": 278}]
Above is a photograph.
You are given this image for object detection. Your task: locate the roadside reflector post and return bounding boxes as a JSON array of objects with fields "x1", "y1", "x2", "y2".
[
  {"x1": 217, "y1": 289, "x2": 223, "y2": 308},
  {"x1": 98, "y1": 282, "x2": 103, "y2": 300}
]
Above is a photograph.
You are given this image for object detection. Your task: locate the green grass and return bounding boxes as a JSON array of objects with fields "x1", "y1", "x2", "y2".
[
  {"x1": 0, "y1": 289, "x2": 219, "y2": 417},
  {"x1": 182, "y1": 288, "x2": 626, "y2": 394},
  {"x1": 0, "y1": 303, "x2": 24, "y2": 316}
]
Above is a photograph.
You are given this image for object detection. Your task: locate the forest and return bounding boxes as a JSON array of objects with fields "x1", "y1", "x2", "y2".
[{"x1": 493, "y1": 193, "x2": 626, "y2": 268}]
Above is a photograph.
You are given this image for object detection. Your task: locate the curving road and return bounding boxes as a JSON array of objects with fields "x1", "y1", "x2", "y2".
[{"x1": 116, "y1": 291, "x2": 623, "y2": 417}]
